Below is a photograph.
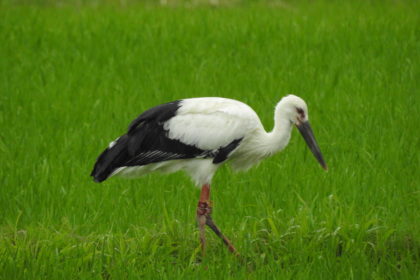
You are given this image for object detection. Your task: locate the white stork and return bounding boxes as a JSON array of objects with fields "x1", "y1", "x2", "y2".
[{"x1": 91, "y1": 95, "x2": 327, "y2": 255}]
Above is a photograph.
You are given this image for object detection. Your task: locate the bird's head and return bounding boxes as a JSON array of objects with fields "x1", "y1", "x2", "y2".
[
  {"x1": 277, "y1": 95, "x2": 328, "y2": 170},
  {"x1": 278, "y1": 95, "x2": 309, "y2": 125}
]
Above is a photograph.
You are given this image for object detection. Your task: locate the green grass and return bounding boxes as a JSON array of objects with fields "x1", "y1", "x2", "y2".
[{"x1": 0, "y1": 1, "x2": 419, "y2": 279}]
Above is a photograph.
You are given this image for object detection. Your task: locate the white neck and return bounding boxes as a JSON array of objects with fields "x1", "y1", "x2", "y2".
[{"x1": 256, "y1": 105, "x2": 293, "y2": 156}]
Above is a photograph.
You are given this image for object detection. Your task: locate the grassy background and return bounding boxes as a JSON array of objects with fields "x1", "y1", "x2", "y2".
[{"x1": 0, "y1": 1, "x2": 419, "y2": 279}]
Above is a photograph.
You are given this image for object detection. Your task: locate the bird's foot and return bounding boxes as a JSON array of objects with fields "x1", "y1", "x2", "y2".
[
  {"x1": 196, "y1": 200, "x2": 239, "y2": 256},
  {"x1": 205, "y1": 215, "x2": 239, "y2": 256}
]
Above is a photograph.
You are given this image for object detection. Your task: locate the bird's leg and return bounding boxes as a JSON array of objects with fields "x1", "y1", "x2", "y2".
[
  {"x1": 196, "y1": 184, "x2": 238, "y2": 256},
  {"x1": 205, "y1": 215, "x2": 238, "y2": 255},
  {"x1": 197, "y1": 184, "x2": 211, "y2": 256}
]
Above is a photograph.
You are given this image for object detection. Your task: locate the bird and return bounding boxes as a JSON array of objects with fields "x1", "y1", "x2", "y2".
[{"x1": 91, "y1": 94, "x2": 327, "y2": 255}]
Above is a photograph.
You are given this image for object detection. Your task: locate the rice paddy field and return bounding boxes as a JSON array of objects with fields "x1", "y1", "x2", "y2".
[{"x1": 0, "y1": 0, "x2": 419, "y2": 279}]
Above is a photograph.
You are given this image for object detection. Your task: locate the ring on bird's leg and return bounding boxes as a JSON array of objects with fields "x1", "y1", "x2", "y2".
[{"x1": 197, "y1": 201, "x2": 212, "y2": 216}]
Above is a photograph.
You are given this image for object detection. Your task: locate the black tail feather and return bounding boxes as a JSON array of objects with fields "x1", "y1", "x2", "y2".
[{"x1": 91, "y1": 135, "x2": 129, "y2": 182}]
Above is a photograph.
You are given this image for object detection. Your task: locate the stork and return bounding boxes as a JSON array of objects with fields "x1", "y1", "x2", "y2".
[{"x1": 91, "y1": 95, "x2": 327, "y2": 255}]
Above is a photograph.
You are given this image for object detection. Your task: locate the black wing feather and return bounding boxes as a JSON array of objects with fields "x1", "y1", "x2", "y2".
[
  {"x1": 128, "y1": 101, "x2": 181, "y2": 134},
  {"x1": 91, "y1": 100, "x2": 243, "y2": 183},
  {"x1": 213, "y1": 138, "x2": 243, "y2": 164},
  {"x1": 90, "y1": 135, "x2": 130, "y2": 182}
]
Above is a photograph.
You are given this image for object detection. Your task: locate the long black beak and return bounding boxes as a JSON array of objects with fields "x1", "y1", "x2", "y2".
[{"x1": 296, "y1": 121, "x2": 328, "y2": 170}]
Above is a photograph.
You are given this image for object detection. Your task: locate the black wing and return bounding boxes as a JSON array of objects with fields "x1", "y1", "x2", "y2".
[{"x1": 91, "y1": 100, "x2": 242, "y2": 183}]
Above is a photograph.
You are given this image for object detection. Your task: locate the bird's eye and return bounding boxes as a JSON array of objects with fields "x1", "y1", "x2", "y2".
[{"x1": 296, "y1": 108, "x2": 305, "y2": 118}]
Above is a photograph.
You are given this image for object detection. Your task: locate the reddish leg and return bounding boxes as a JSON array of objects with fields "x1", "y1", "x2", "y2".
[{"x1": 196, "y1": 184, "x2": 238, "y2": 256}]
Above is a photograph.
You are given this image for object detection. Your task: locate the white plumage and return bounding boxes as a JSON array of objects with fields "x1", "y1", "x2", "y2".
[
  {"x1": 165, "y1": 98, "x2": 259, "y2": 150},
  {"x1": 91, "y1": 94, "x2": 327, "y2": 255},
  {"x1": 99, "y1": 95, "x2": 326, "y2": 186}
]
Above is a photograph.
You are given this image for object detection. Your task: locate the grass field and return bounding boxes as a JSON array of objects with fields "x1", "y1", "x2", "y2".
[{"x1": 0, "y1": 0, "x2": 419, "y2": 279}]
